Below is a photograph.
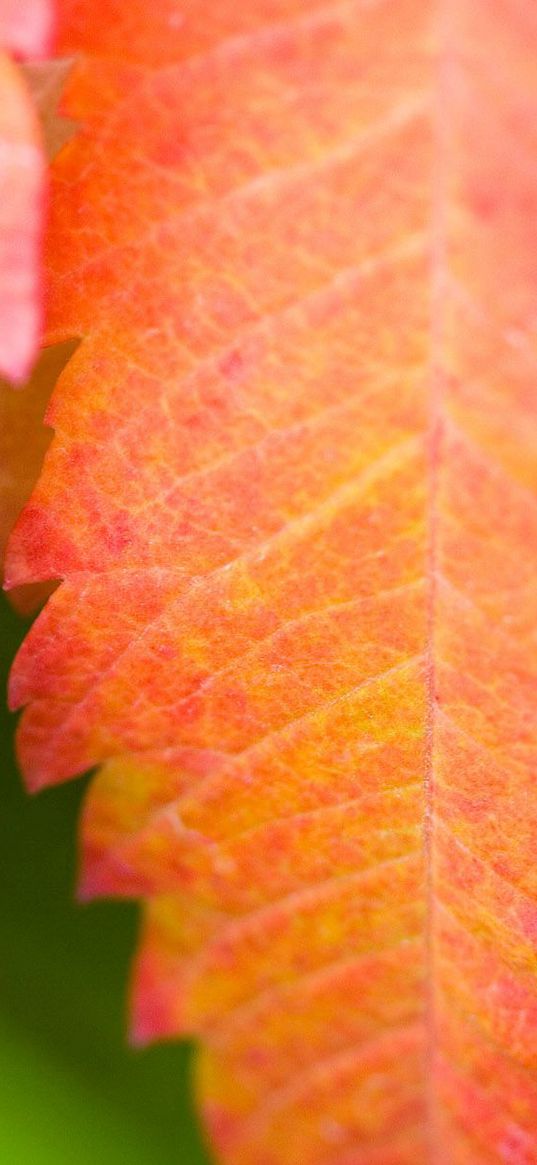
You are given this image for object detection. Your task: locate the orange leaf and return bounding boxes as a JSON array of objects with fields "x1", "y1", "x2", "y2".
[
  {"x1": 0, "y1": 0, "x2": 52, "y2": 383},
  {"x1": 6, "y1": 2, "x2": 537, "y2": 1162}
]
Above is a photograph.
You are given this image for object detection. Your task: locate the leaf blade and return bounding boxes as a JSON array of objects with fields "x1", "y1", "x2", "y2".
[{"x1": 7, "y1": 2, "x2": 537, "y2": 1162}]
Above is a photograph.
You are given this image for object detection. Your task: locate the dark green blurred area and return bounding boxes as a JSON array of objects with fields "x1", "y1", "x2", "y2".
[{"x1": 0, "y1": 595, "x2": 212, "y2": 1164}]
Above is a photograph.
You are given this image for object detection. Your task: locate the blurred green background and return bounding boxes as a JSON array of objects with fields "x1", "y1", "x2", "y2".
[{"x1": 0, "y1": 594, "x2": 212, "y2": 1164}]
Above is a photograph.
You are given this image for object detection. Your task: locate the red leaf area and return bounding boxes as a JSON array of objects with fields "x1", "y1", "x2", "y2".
[
  {"x1": 0, "y1": 0, "x2": 52, "y2": 382},
  {"x1": 6, "y1": 2, "x2": 537, "y2": 1162}
]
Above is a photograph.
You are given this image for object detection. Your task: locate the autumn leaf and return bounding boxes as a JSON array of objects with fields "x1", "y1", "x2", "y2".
[
  {"x1": 0, "y1": 0, "x2": 52, "y2": 58},
  {"x1": 5, "y1": 1, "x2": 537, "y2": 1162},
  {"x1": 0, "y1": 0, "x2": 52, "y2": 383}
]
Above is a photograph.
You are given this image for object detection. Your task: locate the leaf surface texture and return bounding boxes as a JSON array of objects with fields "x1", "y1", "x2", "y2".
[{"x1": 6, "y1": 2, "x2": 537, "y2": 1162}]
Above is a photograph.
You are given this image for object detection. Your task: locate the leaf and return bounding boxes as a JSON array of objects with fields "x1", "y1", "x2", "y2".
[
  {"x1": 0, "y1": 0, "x2": 51, "y2": 383},
  {"x1": 0, "y1": 0, "x2": 52, "y2": 58},
  {"x1": 5, "y1": 1, "x2": 537, "y2": 1162}
]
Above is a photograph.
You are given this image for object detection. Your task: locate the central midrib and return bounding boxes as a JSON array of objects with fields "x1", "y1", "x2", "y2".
[{"x1": 424, "y1": 1, "x2": 452, "y2": 1159}]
